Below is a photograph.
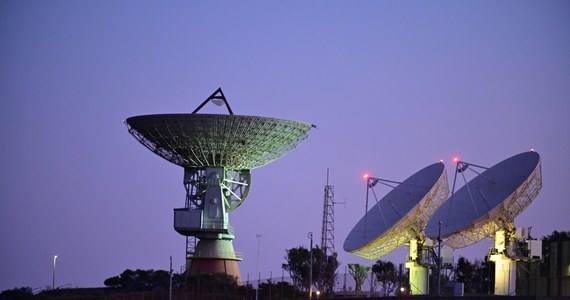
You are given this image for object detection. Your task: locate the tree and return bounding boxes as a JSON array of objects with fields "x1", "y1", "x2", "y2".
[
  {"x1": 186, "y1": 273, "x2": 239, "y2": 298},
  {"x1": 314, "y1": 249, "x2": 339, "y2": 296},
  {"x1": 372, "y1": 260, "x2": 399, "y2": 296},
  {"x1": 103, "y1": 275, "x2": 121, "y2": 288},
  {"x1": 455, "y1": 257, "x2": 476, "y2": 284},
  {"x1": 0, "y1": 287, "x2": 33, "y2": 300},
  {"x1": 541, "y1": 230, "x2": 570, "y2": 277},
  {"x1": 103, "y1": 268, "x2": 180, "y2": 291},
  {"x1": 282, "y1": 246, "x2": 311, "y2": 292},
  {"x1": 476, "y1": 258, "x2": 494, "y2": 295},
  {"x1": 539, "y1": 230, "x2": 570, "y2": 296},
  {"x1": 348, "y1": 263, "x2": 370, "y2": 292},
  {"x1": 257, "y1": 279, "x2": 301, "y2": 299},
  {"x1": 282, "y1": 245, "x2": 339, "y2": 295},
  {"x1": 454, "y1": 256, "x2": 493, "y2": 294},
  {"x1": 542, "y1": 230, "x2": 570, "y2": 242}
]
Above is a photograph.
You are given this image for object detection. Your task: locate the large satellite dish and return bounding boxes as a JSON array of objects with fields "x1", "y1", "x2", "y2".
[
  {"x1": 126, "y1": 113, "x2": 312, "y2": 170},
  {"x1": 343, "y1": 162, "x2": 449, "y2": 259},
  {"x1": 125, "y1": 88, "x2": 313, "y2": 282},
  {"x1": 425, "y1": 151, "x2": 542, "y2": 249}
]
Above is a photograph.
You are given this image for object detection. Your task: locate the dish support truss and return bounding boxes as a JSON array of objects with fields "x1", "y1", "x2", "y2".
[
  {"x1": 443, "y1": 159, "x2": 542, "y2": 249},
  {"x1": 174, "y1": 166, "x2": 251, "y2": 282}
]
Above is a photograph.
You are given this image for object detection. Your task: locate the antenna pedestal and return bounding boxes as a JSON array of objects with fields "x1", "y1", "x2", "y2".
[
  {"x1": 405, "y1": 239, "x2": 429, "y2": 295},
  {"x1": 489, "y1": 229, "x2": 517, "y2": 295},
  {"x1": 489, "y1": 253, "x2": 516, "y2": 296},
  {"x1": 405, "y1": 263, "x2": 428, "y2": 295},
  {"x1": 175, "y1": 167, "x2": 250, "y2": 281},
  {"x1": 187, "y1": 239, "x2": 243, "y2": 282}
]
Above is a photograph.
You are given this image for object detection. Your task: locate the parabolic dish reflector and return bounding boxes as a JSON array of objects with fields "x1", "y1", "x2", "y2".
[
  {"x1": 425, "y1": 151, "x2": 542, "y2": 249},
  {"x1": 343, "y1": 162, "x2": 449, "y2": 259},
  {"x1": 125, "y1": 114, "x2": 313, "y2": 169}
]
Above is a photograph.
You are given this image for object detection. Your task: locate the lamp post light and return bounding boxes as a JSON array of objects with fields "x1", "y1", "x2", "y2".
[{"x1": 52, "y1": 255, "x2": 58, "y2": 290}]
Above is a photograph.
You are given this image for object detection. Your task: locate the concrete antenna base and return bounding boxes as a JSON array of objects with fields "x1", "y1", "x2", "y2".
[{"x1": 186, "y1": 239, "x2": 243, "y2": 284}]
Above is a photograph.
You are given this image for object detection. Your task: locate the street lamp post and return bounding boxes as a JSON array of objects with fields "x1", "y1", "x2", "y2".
[
  {"x1": 308, "y1": 232, "x2": 313, "y2": 300},
  {"x1": 52, "y1": 255, "x2": 58, "y2": 290},
  {"x1": 437, "y1": 221, "x2": 442, "y2": 296},
  {"x1": 256, "y1": 234, "x2": 262, "y2": 300},
  {"x1": 169, "y1": 256, "x2": 173, "y2": 300}
]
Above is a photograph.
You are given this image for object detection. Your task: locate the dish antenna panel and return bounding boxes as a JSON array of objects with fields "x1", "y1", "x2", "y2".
[
  {"x1": 125, "y1": 88, "x2": 313, "y2": 281},
  {"x1": 343, "y1": 162, "x2": 449, "y2": 295},
  {"x1": 425, "y1": 151, "x2": 543, "y2": 295},
  {"x1": 425, "y1": 151, "x2": 542, "y2": 248}
]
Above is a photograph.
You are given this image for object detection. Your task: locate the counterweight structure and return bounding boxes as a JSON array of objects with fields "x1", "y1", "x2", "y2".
[{"x1": 125, "y1": 89, "x2": 313, "y2": 281}]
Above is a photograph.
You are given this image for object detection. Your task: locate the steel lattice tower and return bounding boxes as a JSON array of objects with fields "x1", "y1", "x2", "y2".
[
  {"x1": 319, "y1": 169, "x2": 337, "y2": 294},
  {"x1": 320, "y1": 169, "x2": 335, "y2": 257}
]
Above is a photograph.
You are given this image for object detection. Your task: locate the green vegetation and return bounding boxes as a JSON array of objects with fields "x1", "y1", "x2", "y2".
[
  {"x1": 0, "y1": 287, "x2": 33, "y2": 300},
  {"x1": 371, "y1": 260, "x2": 405, "y2": 296},
  {"x1": 282, "y1": 245, "x2": 339, "y2": 297},
  {"x1": 103, "y1": 268, "x2": 179, "y2": 291},
  {"x1": 347, "y1": 263, "x2": 370, "y2": 292}
]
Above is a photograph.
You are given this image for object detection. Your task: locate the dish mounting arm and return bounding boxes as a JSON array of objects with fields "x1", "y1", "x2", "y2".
[{"x1": 191, "y1": 88, "x2": 234, "y2": 115}]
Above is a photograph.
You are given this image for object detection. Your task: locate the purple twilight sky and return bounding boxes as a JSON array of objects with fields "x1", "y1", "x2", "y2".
[{"x1": 1, "y1": 1, "x2": 569, "y2": 291}]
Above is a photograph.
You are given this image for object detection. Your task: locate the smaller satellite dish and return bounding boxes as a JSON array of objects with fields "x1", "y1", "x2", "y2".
[
  {"x1": 344, "y1": 162, "x2": 449, "y2": 259},
  {"x1": 425, "y1": 151, "x2": 542, "y2": 249}
]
